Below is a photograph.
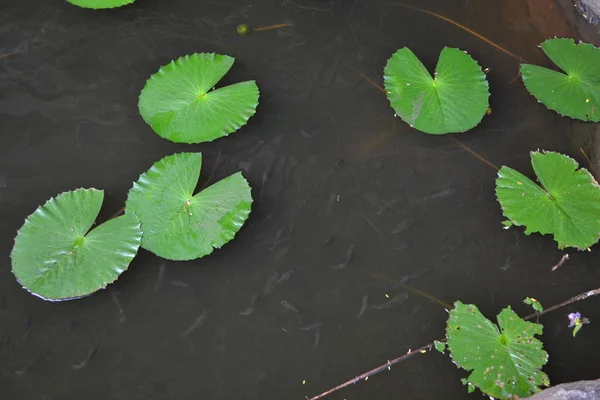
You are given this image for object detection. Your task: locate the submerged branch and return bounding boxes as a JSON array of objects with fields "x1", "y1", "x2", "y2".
[
  {"x1": 381, "y1": 2, "x2": 524, "y2": 62},
  {"x1": 307, "y1": 286, "x2": 600, "y2": 400}
]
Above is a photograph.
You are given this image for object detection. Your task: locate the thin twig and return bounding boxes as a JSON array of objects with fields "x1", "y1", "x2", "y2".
[
  {"x1": 308, "y1": 342, "x2": 438, "y2": 400},
  {"x1": 381, "y1": 2, "x2": 524, "y2": 62},
  {"x1": 108, "y1": 207, "x2": 124, "y2": 220},
  {"x1": 551, "y1": 254, "x2": 569, "y2": 271},
  {"x1": 0, "y1": 49, "x2": 25, "y2": 60},
  {"x1": 580, "y1": 148, "x2": 599, "y2": 180},
  {"x1": 449, "y1": 137, "x2": 499, "y2": 171},
  {"x1": 253, "y1": 23, "x2": 294, "y2": 32},
  {"x1": 307, "y1": 286, "x2": 600, "y2": 400}
]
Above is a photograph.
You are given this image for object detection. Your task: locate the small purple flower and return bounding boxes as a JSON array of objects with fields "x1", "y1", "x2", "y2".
[{"x1": 568, "y1": 312, "x2": 581, "y2": 328}]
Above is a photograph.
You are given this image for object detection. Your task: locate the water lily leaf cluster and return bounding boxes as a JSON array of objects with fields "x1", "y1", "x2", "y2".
[
  {"x1": 521, "y1": 38, "x2": 600, "y2": 122},
  {"x1": 446, "y1": 301, "x2": 549, "y2": 399},
  {"x1": 11, "y1": 153, "x2": 253, "y2": 300},
  {"x1": 496, "y1": 151, "x2": 600, "y2": 250},
  {"x1": 383, "y1": 47, "x2": 490, "y2": 134}
]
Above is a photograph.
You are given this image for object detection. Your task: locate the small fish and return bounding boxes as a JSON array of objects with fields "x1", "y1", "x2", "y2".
[
  {"x1": 23, "y1": 314, "x2": 32, "y2": 338},
  {"x1": 425, "y1": 188, "x2": 455, "y2": 200},
  {"x1": 73, "y1": 343, "x2": 98, "y2": 370},
  {"x1": 110, "y1": 291, "x2": 126, "y2": 323},
  {"x1": 393, "y1": 240, "x2": 412, "y2": 251},
  {"x1": 389, "y1": 220, "x2": 411, "y2": 234},
  {"x1": 299, "y1": 321, "x2": 325, "y2": 331},
  {"x1": 312, "y1": 328, "x2": 322, "y2": 349},
  {"x1": 180, "y1": 311, "x2": 210, "y2": 337},
  {"x1": 280, "y1": 300, "x2": 303, "y2": 324},
  {"x1": 331, "y1": 244, "x2": 356, "y2": 270},
  {"x1": 171, "y1": 280, "x2": 191, "y2": 289},
  {"x1": 372, "y1": 293, "x2": 408, "y2": 310},
  {"x1": 2, "y1": 334, "x2": 10, "y2": 349},
  {"x1": 263, "y1": 272, "x2": 280, "y2": 294},
  {"x1": 239, "y1": 293, "x2": 259, "y2": 316},
  {"x1": 268, "y1": 229, "x2": 285, "y2": 250},
  {"x1": 15, "y1": 350, "x2": 52, "y2": 376},
  {"x1": 260, "y1": 166, "x2": 273, "y2": 201},
  {"x1": 276, "y1": 271, "x2": 294, "y2": 285},
  {"x1": 357, "y1": 294, "x2": 369, "y2": 319},
  {"x1": 319, "y1": 236, "x2": 334, "y2": 247},
  {"x1": 239, "y1": 308, "x2": 254, "y2": 316},
  {"x1": 376, "y1": 198, "x2": 398, "y2": 215},
  {"x1": 153, "y1": 264, "x2": 166, "y2": 293}
]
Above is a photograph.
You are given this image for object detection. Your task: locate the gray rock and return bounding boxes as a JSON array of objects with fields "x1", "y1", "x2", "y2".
[
  {"x1": 575, "y1": 0, "x2": 600, "y2": 24},
  {"x1": 529, "y1": 379, "x2": 600, "y2": 400}
]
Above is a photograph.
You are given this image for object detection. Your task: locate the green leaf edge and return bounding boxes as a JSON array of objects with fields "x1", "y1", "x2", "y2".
[
  {"x1": 383, "y1": 46, "x2": 490, "y2": 135},
  {"x1": 124, "y1": 152, "x2": 254, "y2": 261},
  {"x1": 66, "y1": 0, "x2": 136, "y2": 10},
  {"x1": 138, "y1": 53, "x2": 260, "y2": 144},
  {"x1": 10, "y1": 188, "x2": 142, "y2": 301},
  {"x1": 520, "y1": 38, "x2": 600, "y2": 122},
  {"x1": 496, "y1": 150, "x2": 600, "y2": 250},
  {"x1": 446, "y1": 301, "x2": 549, "y2": 399}
]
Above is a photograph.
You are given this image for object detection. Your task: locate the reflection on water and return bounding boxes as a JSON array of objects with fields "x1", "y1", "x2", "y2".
[{"x1": 1, "y1": 0, "x2": 599, "y2": 399}]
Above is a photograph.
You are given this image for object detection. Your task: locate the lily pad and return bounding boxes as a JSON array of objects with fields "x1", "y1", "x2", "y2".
[
  {"x1": 447, "y1": 301, "x2": 549, "y2": 399},
  {"x1": 521, "y1": 38, "x2": 600, "y2": 122},
  {"x1": 383, "y1": 47, "x2": 490, "y2": 134},
  {"x1": 125, "y1": 152, "x2": 253, "y2": 260},
  {"x1": 10, "y1": 188, "x2": 142, "y2": 301},
  {"x1": 138, "y1": 53, "x2": 260, "y2": 144},
  {"x1": 66, "y1": 0, "x2": 135, "y2": 9},
  {"x1": 496, "y1": 151, "x2": 600, "y2": 250}
]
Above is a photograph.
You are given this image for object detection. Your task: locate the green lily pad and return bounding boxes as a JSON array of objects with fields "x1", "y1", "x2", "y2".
[
  {"x1": 10, "y1": 189, "x2": 142, "y2": 301},
  {"x1": 383, "y1": 47, "x2": 490, "y2": 134},
  {"x1": 521, "y1": 38, "x2": 600, "y2": 122},
  {"x1": 447, "y1": 301, "x2": 549, "y2": 399},
  {"x1": 496, "y1": 151, "x2": 600, "y2": 250},
  {"x1": 125, "y1": 152, "x2": 253, "y2": 260},
  {"x1": 66, "y1": 0, "x2": 135, "y2": 9},
  {"x1": 138, "y1": 53, "x2": 260, "y2": 144}
]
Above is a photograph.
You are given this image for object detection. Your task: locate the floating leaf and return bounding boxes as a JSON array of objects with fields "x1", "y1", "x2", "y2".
[
  {"x1": 521, "y1": 38, "x2": 600, "y2": 122},
  {"x1": 125, "y1": 153, "x2": 252, "y2": 260},
  {"x1": 138, "y1": 53, "x2": 260, "y2": 144},
  {"x1": 496, "y1": 151, "x2": 600, "y2": 250},
  {"x1": 66, "y1": 0, "x2": 135, "y2": 9},
  {"x1": 383, "y1": 47, "x2": 489, "y2": 134},
  {"x1": 10, "y1": 189, "x2": 142, "y2": 301},
  {"x1": 447, "y1": 301, "x2": 549, "y2": 399},
  {"x1": 434, "y1": 340, "x2": 446, "y2": 353},
  {"x1": 524, "y1": 297, "x2": 544, "y2": 313}
]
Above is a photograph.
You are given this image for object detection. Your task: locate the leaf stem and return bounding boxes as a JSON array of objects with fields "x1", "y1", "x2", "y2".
[{"x1": 306, "y1": 286, "x2": 600, "y2": 400}]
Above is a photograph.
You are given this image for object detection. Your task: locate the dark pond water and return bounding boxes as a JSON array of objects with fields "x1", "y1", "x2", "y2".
[{"x1": 1, "y1": 0, "x2": 600, "y2": 399}]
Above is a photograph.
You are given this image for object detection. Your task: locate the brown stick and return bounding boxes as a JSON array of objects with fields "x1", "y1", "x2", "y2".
[
  {"x1": 307, "y1": 342, "x2": 439, "y2": 400},
  {"x1": 551, "y1": 254, "x2": 570, "y2": 271},
  {"x1": 307, "y1": 286, "x2": 600, "y2": 400}
]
